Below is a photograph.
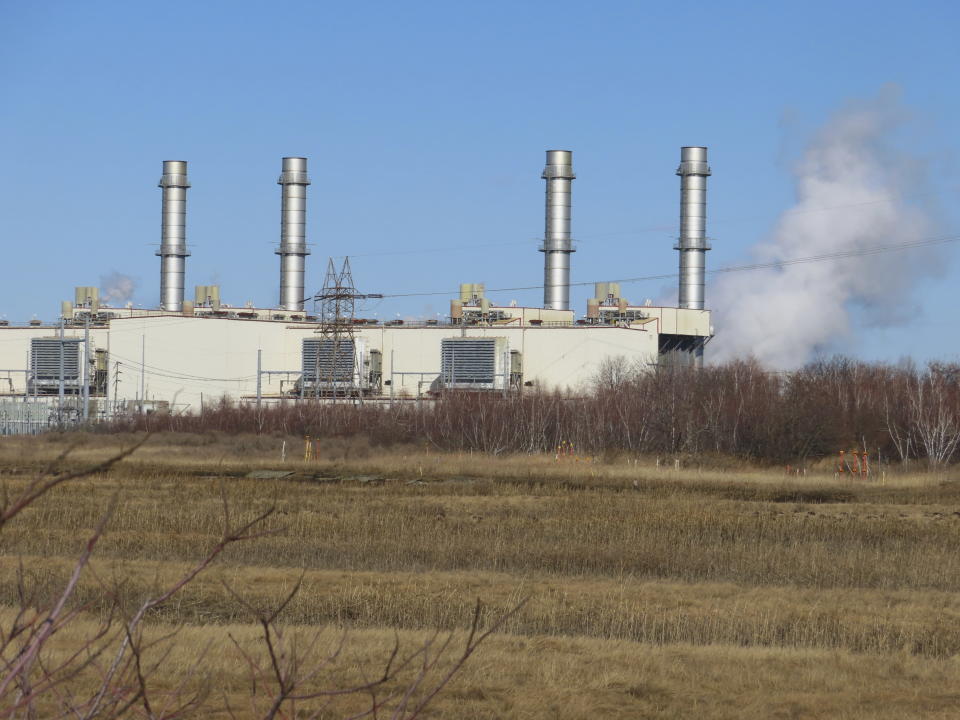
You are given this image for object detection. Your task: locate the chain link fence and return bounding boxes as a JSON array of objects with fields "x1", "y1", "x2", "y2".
[{"x1": 0, "y1": 399, "x2": 82, "y2": 435}]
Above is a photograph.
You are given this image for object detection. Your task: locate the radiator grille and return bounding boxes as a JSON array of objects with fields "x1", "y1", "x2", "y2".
[
  {"x1": 30, "y1": 338, "x2": 81, "y2": 380},
  {"x1": 302, "y1": 338, "x2": 356, "y2": 383},
  {"x1": 441, "y1": 338, "x2": 497, "y2": 387}
]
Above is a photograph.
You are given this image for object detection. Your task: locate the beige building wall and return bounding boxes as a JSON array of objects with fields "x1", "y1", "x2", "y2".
[
  {"x1": 375, "y1": 324, "x2": 657, "y2": 397},
  {"x1": 0, "y1": 316, "x2": 663, "y2": 409}
]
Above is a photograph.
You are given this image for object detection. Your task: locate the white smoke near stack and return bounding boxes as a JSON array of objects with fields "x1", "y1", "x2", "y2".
[
  {"x1": 100, "y1": 271, "x2": 137, "y2": 304},
  {"x1": 711, "y1": 88, "x2": 944, "y2": 368}
]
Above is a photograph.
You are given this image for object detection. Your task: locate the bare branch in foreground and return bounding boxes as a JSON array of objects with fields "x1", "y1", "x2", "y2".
[{"x1": 219, "y1": 582, "x2": 528, "y2": 720}]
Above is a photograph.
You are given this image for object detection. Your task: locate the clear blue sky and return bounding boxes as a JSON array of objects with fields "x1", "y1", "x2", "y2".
[{"x1": 1, "y1": 1, "x2": 958, "y2": 362}]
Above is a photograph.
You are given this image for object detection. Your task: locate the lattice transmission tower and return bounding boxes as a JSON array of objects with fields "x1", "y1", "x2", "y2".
[{"x1": 310, "y1": 258, "x2": 381, "y2": 399}]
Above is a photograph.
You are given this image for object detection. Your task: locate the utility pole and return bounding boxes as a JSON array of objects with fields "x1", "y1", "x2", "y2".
[
  {"x1": 104, "y1": 355, "x2": 110, "y2": 421},
  {"x1": 502, "y1": 350, "x2": 508, "y2": 399},
  {"x1": 113, "y1": 361, "x2": 121, "y2": 417},
  {"x1": 82, "y1": 316, "x2": 90, "y2": 422},
  {"x1": 256, "y1": 348, "x2": 262, "y2": 411},
  {"x1": 57, "y1": 319, "x2": 65, "y2": 424},
  {"x1": 140, "y1": 335, "x2": 146, "y2": 413}
]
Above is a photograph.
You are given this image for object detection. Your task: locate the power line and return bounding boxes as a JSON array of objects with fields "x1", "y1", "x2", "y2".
[
  {"x1": 377, "y1": 233, "x2": 960, "y2": 299},
  {"x1": 327, "y1": 187, "x2": 960, "y2": 260},
  {"x1": 106, "y1": 351, "x2": 256, "y2": 383},
  {"x1": 340, "y1": 240, "x2": 533, "y2": 259}
]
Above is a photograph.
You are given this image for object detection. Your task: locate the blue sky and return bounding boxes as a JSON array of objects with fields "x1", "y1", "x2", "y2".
[{"x1": 1, "y1": 1, "x2": 958, "y2": 362}]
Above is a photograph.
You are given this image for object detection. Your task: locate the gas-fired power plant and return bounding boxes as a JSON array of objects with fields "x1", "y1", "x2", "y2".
[{"x1": 0, "y1": 146, "x2": 714, "y2": 418}]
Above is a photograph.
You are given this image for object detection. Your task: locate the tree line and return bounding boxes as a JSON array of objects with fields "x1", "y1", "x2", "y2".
[{"x1": 122, "y1": 357, "x2": 960, "y2": 467}]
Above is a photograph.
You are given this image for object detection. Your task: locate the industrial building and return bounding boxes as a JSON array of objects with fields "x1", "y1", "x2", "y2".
[{"x1": 0, "y1": 148, "x2": 713, "y2": 422}]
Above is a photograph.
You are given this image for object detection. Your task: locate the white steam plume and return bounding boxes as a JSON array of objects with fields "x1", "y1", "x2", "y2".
[
  {"x1": 711, "y1": 89, "x2": 942, "y2": 368},
  {"x1": 100, "y1": 271, "x2": 137, "y2": 304}
]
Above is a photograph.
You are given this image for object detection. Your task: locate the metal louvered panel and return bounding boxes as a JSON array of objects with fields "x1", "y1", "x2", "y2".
[
  {"x1": 302, "y1": 338, "x2": 356, "y2": 383},
  {"x1": 30, "y1": 338, "x2": 80, "y2": 379},
  {"x1": 29, "y1": 338, "x2": 82, "y2": 394},
  {"x1": 441, "y1": 338, "x2": 497, "y2": 387}
]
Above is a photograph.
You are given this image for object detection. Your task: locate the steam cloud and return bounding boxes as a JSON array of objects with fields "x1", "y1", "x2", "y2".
[
  {"x1": 710, "y1": 89, "x2": 942, "y2": 368},
  {"x1": 100, "y1": 271, "x2": 137, "y2": 304}
]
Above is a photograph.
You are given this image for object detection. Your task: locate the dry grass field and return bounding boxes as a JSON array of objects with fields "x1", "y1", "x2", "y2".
[{"x1": 3, "y1": 431, "x2": 960, "y2": 718}]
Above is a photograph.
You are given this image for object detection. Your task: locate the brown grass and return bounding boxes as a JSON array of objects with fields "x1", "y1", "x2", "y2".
[
  {"x1": 15, "y1": 614, "x2": 960, "y2": 719},
  {"x1": 3, "y1": 433, "x2": 960, "y2": 717}
]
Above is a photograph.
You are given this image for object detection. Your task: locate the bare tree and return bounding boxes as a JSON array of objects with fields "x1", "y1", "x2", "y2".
[
  {"x1": 119, "y1": 356, "x2": 960, "y2": 468},
  {"x1": 908, "y1": 364, "x2": 960, "y2": 467}
]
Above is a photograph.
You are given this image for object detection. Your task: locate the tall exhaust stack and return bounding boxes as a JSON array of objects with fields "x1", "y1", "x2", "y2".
[
  {"x1": 676, "y1": 146, "x2": 711, "y2": 309},
  {"x1": 158, "y1": 160, "x2": 190, "y2": 312},
  {"x1": 540, "y1": 150, "x2": 575, "y2": 310},
  {"x1": 276, "y1": 157, "x2": 311, "y2": 311}
]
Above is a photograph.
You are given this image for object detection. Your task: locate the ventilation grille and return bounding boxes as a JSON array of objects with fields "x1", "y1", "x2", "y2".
[
  {"x1": 441, "y1": 338, "x2": 497, "y2": 387},
  {"x1": 30, "y1": 338, "x2": 81, "y2": 380},
  {"x1": 302, "y1": 338, "x2": 356, "y2": 383}
]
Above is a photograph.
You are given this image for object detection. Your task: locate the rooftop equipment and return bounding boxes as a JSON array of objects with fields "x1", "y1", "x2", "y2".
[
  {"x1": 459, "y1": 283, "x2": 485, "y2": 305},
  {"x1": 540, "y1": 150, "x2": 575, "y2": 311},
  {"x1": 158, "y1": 161, "x2": 191, "y2": 312},
  {"x1": 676, "y1": 147, "x2": 711, "y2": 310},
  {"x1": 594, "y1": 282, "x2": 622, "y2": 306},
  {"x1": 74, "y1": 287, "x2": 99, "y2": 310},
  {"x1": 277, "y1": 157, "x2": 311, "y2": 312},
  {"x1": 194, "y1": 285, "x2": 221, "y2": 310}
]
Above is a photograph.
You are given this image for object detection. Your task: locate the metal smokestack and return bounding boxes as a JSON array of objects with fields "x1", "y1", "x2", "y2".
[
  {"x1": 276, "y1": 157, "x2": 311, "y2": 311},
  {"x1": 158, "y1": 160, "x2": 190, "y2": 312},
  {"x1": 540, "y1": 150, "x2": 575, "y2": 311},
  {"x1": 676, "y1": 146, "x2": 711, "y2": 310}
]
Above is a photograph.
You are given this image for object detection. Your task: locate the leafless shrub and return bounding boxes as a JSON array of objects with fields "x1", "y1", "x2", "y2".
[
  {"x1": 223, "y1": 581, "x2": 525, "y2": 719},
  {"x1": 110, "y1": 357, "x2": 960, "y2": 467}
]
